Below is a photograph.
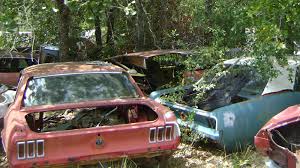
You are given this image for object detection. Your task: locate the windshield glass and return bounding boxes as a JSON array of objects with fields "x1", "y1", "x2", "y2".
[{"x1": 23, "y1": 72, "x2": 139, "y2": 107}]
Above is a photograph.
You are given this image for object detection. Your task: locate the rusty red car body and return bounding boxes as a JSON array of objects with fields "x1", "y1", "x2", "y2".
[
  {"x1": 255, "y1": 105, "x2": 300, "y2": 168},
  {"x1": 1, "y1": 62, "x2": 180, "y2": 167},
  {"x1": 109, "y1": 50, "x2": 204, "y2": 93}
]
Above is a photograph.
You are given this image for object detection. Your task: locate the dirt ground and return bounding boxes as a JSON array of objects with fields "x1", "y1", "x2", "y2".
[
  {"x1": 167, "y1": 143, "x2": 266, "y2": 168},
  {"x1": 0, "y1": 142, "x2": 266, "y2": 168}
]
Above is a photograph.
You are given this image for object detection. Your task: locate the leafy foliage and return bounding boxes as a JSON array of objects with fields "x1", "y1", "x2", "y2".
[{"x1": 0, "y1": 0, "x2": 299, "y2": 76}]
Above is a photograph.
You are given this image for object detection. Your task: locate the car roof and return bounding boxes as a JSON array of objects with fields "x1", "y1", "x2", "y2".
[
  {"x1": 115, "y1": 49, "x2": 193, "y2": 58},
  {"x1": 22, "y1": 61, "x2": 124, "y2": 77}
]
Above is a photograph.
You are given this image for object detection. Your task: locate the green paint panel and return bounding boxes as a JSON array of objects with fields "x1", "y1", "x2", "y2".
[{"x1": 150, "y1": 89, "x2": 300, "y2": 151}]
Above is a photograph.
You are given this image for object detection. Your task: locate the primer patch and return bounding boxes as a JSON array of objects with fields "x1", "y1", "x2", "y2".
[{"x1": 224, "y1": 112, "x2": 235, "y2": 127}]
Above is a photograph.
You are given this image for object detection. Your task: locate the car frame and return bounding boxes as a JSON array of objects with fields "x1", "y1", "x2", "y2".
[
  {"x1": 109, "y1": 49, "x2": 204, "y2": 93},
  {"x1": 150, "y1": 57, "x2": 300, "y2": 151},
  {"x1": 1, "y1": 61, "x2": 180, "y2": 167}
]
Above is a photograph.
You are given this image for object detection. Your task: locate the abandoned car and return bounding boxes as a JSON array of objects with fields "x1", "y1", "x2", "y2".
[
  {"x1": 150, "y1": 57, "x2": 300, "y2": 151},
  {"x1": 0, "y1": 51, "x2": 38, "y2": 86},
  {"x1": 1, "y1": 62, "x2": 180, "y2": 167},
  {"x1": 255, "y1": 105, "x2": 300, "y2": 168},
  {"x1": 109, "y1": 50, "x2": 204, "y2": 93}
]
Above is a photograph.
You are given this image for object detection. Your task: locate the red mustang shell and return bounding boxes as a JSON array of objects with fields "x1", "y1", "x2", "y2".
[{"x1": 1, "y1": 62, "x2": 180, "y2": 167}]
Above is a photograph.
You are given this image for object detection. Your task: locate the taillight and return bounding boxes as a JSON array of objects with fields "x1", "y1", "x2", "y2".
[
  {"x1": 149, "y1": 128, "x2": 156, "y2": 143},
  {"x1": 17, "y1": 140, "x2": 44, "y2": 160},
  {"x1": 36, "y1": 140, "x2": 44, "y2": 157},
  {"x1": 17, "y1": 142, "x2": 26, "y2": 160},
  {"x1": 149, "y1": 123, "x2": 180, "y2": 143},
  {"x1": 27, "y1": 141, "x2": 35, "y2": 158},
  {"x1": 157, "y1": 127, "x2": 164, "y2": 142},
  {"x1": 165, "y1": 125, "x2": 173, "y2": 141}
]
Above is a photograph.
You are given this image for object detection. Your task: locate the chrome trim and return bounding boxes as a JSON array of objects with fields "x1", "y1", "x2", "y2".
[
  {"x1": 35, "y1": 72, "x2": 122, "y2": 78},
  {"x1": 27, "y1": 140, "x2": 35, "y2": 159},
  {"x1": 165, "y1": 126, "x2": 172, "y2": 141},
  {"x1": 36, "y1": 140, "x2": 44, "y2": 158},
  {"x1": 17, "y1": 141, "x2": 26, "y2": 160},
  {"x1": 149, "y1": 127, "x2": 156, "y2": 143},
  {"x1": 157, "y1": 127, "x2": 164, "y2": 142}
]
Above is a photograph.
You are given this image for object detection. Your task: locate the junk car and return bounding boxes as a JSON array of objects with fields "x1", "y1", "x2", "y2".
[
  {"x1": 150, "y1": 57, "x2": 300, "y2": 151},
  {"x1": 0, "y1": 51, "x2": 38, "y2": 86},
  {"x1": 255, "y1": 105, "x2": 300, "y2": 168},
  {"x1": 1, "y1": 62, "x2": 180, "y2": 167},
  {"x1": 109, "y1": 50, "x2": 204, "y2": 93}
]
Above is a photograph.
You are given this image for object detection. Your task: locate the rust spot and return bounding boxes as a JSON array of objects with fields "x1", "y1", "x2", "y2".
[
  {"x1": 180, "y1": 112, "x2": 186, "y2": 121},
  {"x1": 31, "y1": 163, "x2": 37, "y2": 168}
]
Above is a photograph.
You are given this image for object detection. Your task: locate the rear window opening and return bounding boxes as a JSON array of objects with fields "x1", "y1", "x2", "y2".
[
  {"x1": 270, "y1": 121, "x2": 300, "y2": 160},
  {"x1": 25, "y1": 104, "x2": 158, "y2": 133}
]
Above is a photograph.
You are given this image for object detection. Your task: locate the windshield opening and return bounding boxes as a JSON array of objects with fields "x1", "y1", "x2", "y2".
[
  {"x1": 23, "y1": 72, "x2": 139, "y2": 107},
  {"x1": 182, "y1": 64, "x2": 268, "y2": 111}
]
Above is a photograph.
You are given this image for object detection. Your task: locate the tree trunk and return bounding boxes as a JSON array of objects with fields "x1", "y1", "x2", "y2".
[
  {"x1": 55, "y1": 0, "x2": 70, "y2": 62},
  {"x1": 205, "y1": 0, "x2": 214, "y2": 45},
  {"x1": 135, "y1": 0, "x2": 145, "y2": 50},
  {"x1": 106, "y1": 7, "x2": 115, "y2": 49},
  {"x1": 94, "y1": 15, "x2": 102, "y2": 49}
]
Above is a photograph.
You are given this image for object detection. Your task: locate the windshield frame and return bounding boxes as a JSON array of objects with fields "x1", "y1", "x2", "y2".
[{"x1": 21, "y1": 71, "x2": 142, "y2": 107}]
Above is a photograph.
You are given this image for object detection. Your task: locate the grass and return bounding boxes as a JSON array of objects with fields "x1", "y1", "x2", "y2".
[{"x1": 0, "y1": 144, "x2": 266, "y2": 168}]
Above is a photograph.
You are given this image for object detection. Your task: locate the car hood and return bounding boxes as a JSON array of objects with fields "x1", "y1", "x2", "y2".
[{"x1": 261, "y1": 105, "x2": 300, "y2": 131}]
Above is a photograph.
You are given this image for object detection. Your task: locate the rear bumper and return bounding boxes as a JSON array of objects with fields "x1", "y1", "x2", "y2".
[{"x1": 9, "y1": 139, "x2": 180, "y2": 168}]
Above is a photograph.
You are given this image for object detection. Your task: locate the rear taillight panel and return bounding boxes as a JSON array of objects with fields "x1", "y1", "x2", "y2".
[
  {"x1": 149, "y1": 123, "x2": 180, "y2": 143},
  {"x1": 17, "y1": 140, "x2": 44, "y2": 160}
]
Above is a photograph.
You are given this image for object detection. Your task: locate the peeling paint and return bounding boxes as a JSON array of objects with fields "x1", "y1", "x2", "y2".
[{"x1": 223, "y1": 112, "x2": 235, "y2": 127}]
